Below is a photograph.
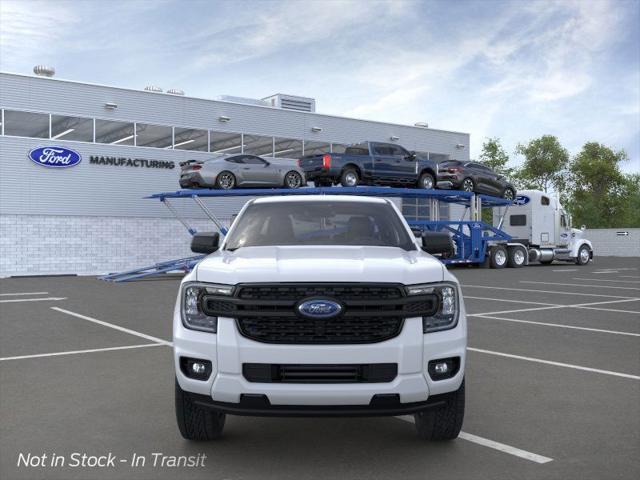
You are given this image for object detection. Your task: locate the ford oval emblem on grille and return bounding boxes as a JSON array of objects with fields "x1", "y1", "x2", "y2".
[{"x1": 297, "y1": 299, "x2": 342, "y2": 319}]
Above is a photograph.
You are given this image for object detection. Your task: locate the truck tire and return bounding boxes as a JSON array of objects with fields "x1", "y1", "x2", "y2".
[
  {"x1": 418, "y1": 172, "x2": 435, "y2": 190},
  {"x1": 507, "y1": 246, "x2": 526, "y2": 268},
  {"x1": 175, "y1": 379, "x2": 225, "y2": 441},
  {"x1": 503, "y1": 187, "x2": 516, "y2": 201},
  {"x1": 490, "y1": 245, "x2": 508, "y2": 269},
  {"x1": 340, "y1": 168, "x2": 359, "y2": 187},
  {"x1": 576, "y1": 245, "x2": 591, "y2": 265},
  {"x1": 414, "y1": 379, "x2": 465, "y2": 441}
]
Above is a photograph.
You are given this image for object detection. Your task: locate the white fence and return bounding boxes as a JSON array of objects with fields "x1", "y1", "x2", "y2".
[{"x1": 586, "y1": 228, "x2": 640, "y2": 257}]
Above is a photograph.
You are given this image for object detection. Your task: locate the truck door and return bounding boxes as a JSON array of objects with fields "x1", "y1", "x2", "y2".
[
  {"x1": 557, "y1": 210, "x2": 571, "y2": 247},
  {"x1": 388, "y1": 144, "x2": 416, "y2": 182},
  {"x1": 371, "y1": 143, "x2": 397, "y2": 182}
]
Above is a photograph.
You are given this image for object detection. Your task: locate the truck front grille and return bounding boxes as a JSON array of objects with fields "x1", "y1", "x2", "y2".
[
  {"x1": 243, "y1": 363, "x2": 398, "y2": 383},
  {"x1": 201, "y1": 283, "x2": 438, "y2": 345}
]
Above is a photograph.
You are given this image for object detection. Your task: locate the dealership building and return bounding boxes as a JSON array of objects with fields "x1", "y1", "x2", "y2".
[{"x1": 0, "y1": 69, "x2": 470, "y2": 277}]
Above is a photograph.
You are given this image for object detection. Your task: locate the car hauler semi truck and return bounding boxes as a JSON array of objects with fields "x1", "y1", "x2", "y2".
[{"x1": 490, "y1": 190, "x2": 593, "y2": 267}]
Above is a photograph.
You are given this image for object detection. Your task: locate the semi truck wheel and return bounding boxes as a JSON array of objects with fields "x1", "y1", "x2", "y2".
[
  {"x1": 414, "y1": 379, "x2": 465, "y2": 441},
  {"x1": 576, "y1": 245, "x2": 591, "y2": 265},
  {"x1": 507, "y1": 246, "x2": 526, "y2": 268},
  {"x1": 175, "y1": 380, "x2": 226, "y2": 441},
  {"x1": 489, "y1": 245, "x2": 508, "y2": 269}
]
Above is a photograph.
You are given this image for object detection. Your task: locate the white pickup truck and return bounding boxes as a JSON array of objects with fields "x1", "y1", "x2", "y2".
[{"x1": 173, "y1": 195, "x2": 467, "y2": 441}]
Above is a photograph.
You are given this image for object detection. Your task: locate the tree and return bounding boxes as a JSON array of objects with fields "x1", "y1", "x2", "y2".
[
  {"x1": 479, "y1": 137, "x2": 513, "y2": 177},
  {"x1": 566, "y1": 142, "x2": 633, "y2": 228},
  {"x1": 515, "y1": 135, "x2": 569, "y2": 193}
]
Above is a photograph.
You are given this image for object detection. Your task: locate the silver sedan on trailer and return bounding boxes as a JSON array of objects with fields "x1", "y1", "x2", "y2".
[{"x1": 179, "y1": 154, "x2": 306, "y2": 189}]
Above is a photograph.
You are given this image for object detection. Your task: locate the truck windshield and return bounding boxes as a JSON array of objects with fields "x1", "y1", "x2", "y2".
[{"x1": 224, "y1": 201, "x2": 415, "y2": 250}]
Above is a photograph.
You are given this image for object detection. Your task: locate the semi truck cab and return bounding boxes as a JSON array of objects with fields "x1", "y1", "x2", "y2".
[{"x1": 494, "y1": 190, "x2": 593, "y2": 265}]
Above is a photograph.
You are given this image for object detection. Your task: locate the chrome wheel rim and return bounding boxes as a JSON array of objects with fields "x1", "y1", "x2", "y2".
[
  {"x1": 580, "y1": 248, "x2": 590, "y2": 263},
  {"x1": 462, "y1": 179, "x2": 474, "y2": 192},
  {"x1": 345, "y1": 172, "x2": 358, "y2": 186},
  {"x1": 504, "y1": 189, "x2": 514, "y2": 200},
  {"x1": 219, "y1": 173, "x2": 234, "y2": 189},
  {"x1": 495, "y1": 249, "x2": 507, "y2": 265},
  {"x1": 514, "y1": 249, "x2": 525, "y2": 265},
  {"x1": 286, "y1": 172, "x2": 301, "y2": 188},
  {"x1": 421, "y1": 176, "x2": 434, "y2": 189}
]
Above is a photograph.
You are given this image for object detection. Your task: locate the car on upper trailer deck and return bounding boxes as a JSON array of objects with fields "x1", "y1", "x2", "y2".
[
  {"x1": 179, "y1": 154, "x2": 306, "y2": 190},
  {"x1": 298, "y1": 141, "x2": 440, "y2": 189},
  {"x1": 437, "y1": 160, "x2": 516, "y2": 200}
]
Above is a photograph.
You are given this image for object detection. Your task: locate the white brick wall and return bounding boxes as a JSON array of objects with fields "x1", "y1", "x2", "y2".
[
  {"x1": 0, "y1": 214, "x2": 231, "y2": 277},
  {"x1": 585, "y1": 228, "x2": 640, "y2": 257}
]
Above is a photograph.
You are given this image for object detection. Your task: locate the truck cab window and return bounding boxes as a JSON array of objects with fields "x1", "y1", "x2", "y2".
[
  {"x1": 541, "y1": 196, "x2": 550, "y2": 206},
  {"x1": 510, "y1": 215, "x2": 527, "y2": 226}
]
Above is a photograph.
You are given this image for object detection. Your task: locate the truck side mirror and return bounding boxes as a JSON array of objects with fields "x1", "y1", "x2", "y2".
[
  {"x1": 191, "y1": 232, "x2": 220, "y2": 254},
  {"x1": 406, "y1": 151, "x2": 416, "y2": 160},
  {"x1": 581, "y1": 225, "x2": 586, "y2": 231},
  {"x1": 421, "y1": 231, "x2": 454, "y2": 257}
]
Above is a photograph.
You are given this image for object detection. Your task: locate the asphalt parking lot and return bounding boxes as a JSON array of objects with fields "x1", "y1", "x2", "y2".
[{"x1": 1, "y1": 257, "x2": 639, "y2": 480}]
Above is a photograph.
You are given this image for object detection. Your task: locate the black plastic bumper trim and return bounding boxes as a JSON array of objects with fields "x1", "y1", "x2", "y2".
[{"x1": 191, "y1": 391, "x2": 450, "y2": 417}]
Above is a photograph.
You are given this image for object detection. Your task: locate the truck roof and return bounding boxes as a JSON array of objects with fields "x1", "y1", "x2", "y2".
[{"x1": 252, "y1": 195, "x2": 388, "y2": 205}]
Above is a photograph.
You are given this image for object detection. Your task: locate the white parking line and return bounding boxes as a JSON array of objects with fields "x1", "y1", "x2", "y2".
[
  {"x1": 0, "y1": 297, "x2": 67, "y2": 303},
  {"x1": 0, "y1": 343, "x2": 165, "y2": 361},
  {"x1": 464, "y1": 296, "x2": 558, "y2": 306},
  {"x1": 469, "y1": 298, "x2": 640, "y2": 317},
  {"x1": 470, "y1": 314, "x2": 640, "y2": 337},
  {"x1": 462, "y1": 284, "x2": 638, "y2": 299},
  {"x1": 552, "y1": 269, "x2": 578, "y2": 272},
  {"x1": 0, "y1": 292, "x2": 49, "y2": 296},
  {"x1": 396, "y1": 416, "x2": 553, "y2": 464},
  {"x1": 620, "y1": 275, "x2": 640, "y2": 279},
  {"x1": 521, "y1": 281, "x2": 640, "y2": 291},
  {"x1": 573, "y1": 278, "x2": 640, "y2": 284},
  {"x1": 468, "y1": 347, "x2": 640, "y2": 380},
  {"x1": 51, "y1": 307, "x2": 173, "y2": 346}
]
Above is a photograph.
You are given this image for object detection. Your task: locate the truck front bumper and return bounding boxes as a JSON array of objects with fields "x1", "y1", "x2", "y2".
[{"x1": 174, "y1": 308, "x2": 467, "y2": 414}]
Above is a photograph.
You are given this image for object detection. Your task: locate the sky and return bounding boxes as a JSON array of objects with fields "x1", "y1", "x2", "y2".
[{"x1": 1, "y1": 0, "x2": 639, "y2": 172}]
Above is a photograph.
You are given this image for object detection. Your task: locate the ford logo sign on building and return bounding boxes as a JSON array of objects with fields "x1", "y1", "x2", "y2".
[
  {"x1": 297, "y1": 299, "x2": 343, "y2": 319},
  {"x1": 28, "y1": 146, "x2": 82, "y2": 168}
]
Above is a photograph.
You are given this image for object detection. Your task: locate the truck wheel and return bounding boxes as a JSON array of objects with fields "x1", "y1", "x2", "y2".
[
  {"x1": 415, "y1": 379, "x2": 465, "y2": 441},
  {"x1": 490, "y1": 245, "x2": 508, "y2": 269},
  {"x1": 175, "y1": 379, "x2": 225, "y2": 441},
  {"x1": 507, "y1": 246, "x2": 526, "y2": 268},
  {"x1": 216, "y1": 171, "x2": 236, "y2": 190},
  {"x1": 340, "y1": 168, "x2": 359, "y2": 187},
  {"x1": 576, "y1": 245, "x2": 591, "y2": 265},
  {"x1": 417, "y1": 172, "x2": 435, "y2": 189}
]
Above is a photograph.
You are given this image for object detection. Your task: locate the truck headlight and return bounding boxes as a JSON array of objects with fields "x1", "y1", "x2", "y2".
[
  {"x1": 407, "y1": 282, "x2": 459, "y2": 333},
  {"x1": 181, "y1": 282, "x2": 233, "y2": 333}
]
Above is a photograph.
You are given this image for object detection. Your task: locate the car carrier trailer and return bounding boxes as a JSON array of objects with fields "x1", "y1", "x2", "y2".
[{"x1": 100, "y1": 186, "x2": 593, "y2": 282}]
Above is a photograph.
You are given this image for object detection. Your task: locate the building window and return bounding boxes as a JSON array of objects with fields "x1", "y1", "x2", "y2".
[
  {"x1": 274, "y1": 137, "x2": 303, "y2": 159},
  {"x1": 50, "y1": 114, "x2": 93, "y2": 142},
  {"x1": 303, "y1": 140, "x2": 331, "y2": 156},
  {"x1": 135, "y1": 123, "x2": 173, "y2": 148},
  {"x1": 244, "y1": 134, "x2": 274, "y2": 156},
  {"x1": 95, "y1": 119, "x2": 135, "y2": 145},
  {"x1": 173, "y1": 127, "x2": 208, "y2": 151},
  {"x1": 210, "y1": 131, "x2": 243, "y2": 154},
  {"x1": 402, "y1": 199, "x2": 449, "y2": 222},
  {"x1": 3, "y1": 110, "x2": 49, "y2": 138}
]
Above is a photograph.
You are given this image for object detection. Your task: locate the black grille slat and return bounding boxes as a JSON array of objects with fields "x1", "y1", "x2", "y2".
[
  {"x1": 243, "y1": 363, "x2": 398, "y2": 383},
  {"x1": 201, "y1": 283, "x2": 437, "y2": 344}
]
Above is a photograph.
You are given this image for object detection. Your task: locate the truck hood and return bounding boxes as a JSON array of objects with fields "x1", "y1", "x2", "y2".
[{"x1": 195, "y1": 246, "x2": 445, "y2": 285}]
